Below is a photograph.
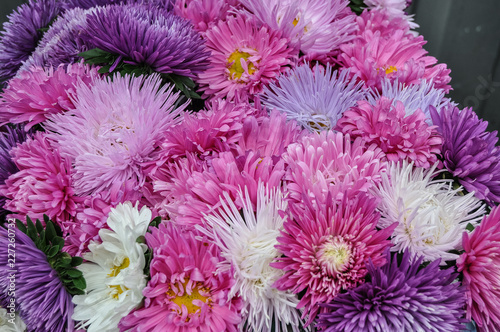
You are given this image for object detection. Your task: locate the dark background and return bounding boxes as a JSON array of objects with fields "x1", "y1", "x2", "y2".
[{"x1": 1, "y1": 0, "x2": 500, "y2": 131}]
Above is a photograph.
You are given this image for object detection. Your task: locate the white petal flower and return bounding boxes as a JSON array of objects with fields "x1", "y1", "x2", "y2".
[
  {"x1": 201, "y1": 184, "x2": 305, "y2": 332},
  {"x1": 72, "y1": 201, "x2": 152, "y2": 332},
  {"x1": 0, "y1": 307, "x2": 26, "y2": 332},
  {"x1": 374, "y1": 161, "x2": 486, "y2": 262}
]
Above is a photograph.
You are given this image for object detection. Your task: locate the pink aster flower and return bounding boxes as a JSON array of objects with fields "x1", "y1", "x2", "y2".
[
  {"x1": 457, "y1": 206, "x2": 500, "y2": 331},
  {"x1": 119, "y1": 222, "x2": 243, "y2": 331},
  {"x1": 356, "y1": 8, "x2": 414, "y2": 39},
  {"x1": 272, "y1": 190, "x2": 396, "y2": 324},
  {"x1": 236, "y1": 109, "x2": 304, "y2": 158},
  {"x1": 239, "y1": 0, "x2": 356, "y2": 56},
  {"x1": 336, "y1": 97, "x2": 442, "y2": 168},
  {"x1": 62, "y1": 180, "x2": 142, "y2": 256},
  {"x1": 0, "y1": 62, "x2": 99, "y2": 130},
  {"x1": 197, "y1": 13, "x2": 295, "y2": 101},
  {"x1": 173, "y1": 0, "x2": 239, "y2": 32},
  {"x1": 284, "y1": 131, "x2": 386, "y2": 206},
  {"x1": 45, "y1": 74, "x2": 184, "y2": 196},
  {"x1": 153, "y1": 151, "x2": 286, "y2": 226},
  {"x1": 1, "y1": 132, "x2": 80, "y2": 226},
  {"x1": 159, "y1": 99, "x2": 255, "y2": 164},
  {"x1": 363, "y1": 1, "x2": 418, "y2": 30},
  {"x1": 339, "y1": 29, "x2": 451, "y2": 92}
]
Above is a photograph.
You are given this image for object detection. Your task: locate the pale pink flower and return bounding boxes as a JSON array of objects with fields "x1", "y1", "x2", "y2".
[{"x1": 173, "y1": 0, "x2": 239, "y2": 32}]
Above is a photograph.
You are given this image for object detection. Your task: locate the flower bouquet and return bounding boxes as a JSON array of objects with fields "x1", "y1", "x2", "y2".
[{"x1": 0, "y1": 0, "x2": 498, "y2": 331}]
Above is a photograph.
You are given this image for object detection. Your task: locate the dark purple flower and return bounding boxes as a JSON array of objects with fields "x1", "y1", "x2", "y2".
[
  {"x1": 430, "y1": 105, "x2": 500, "y2": 205},
  {"x1": 0, "y1": 0, "x2": 60, "y2": 84},
  {"x1": 317, "y1": 250, "x2": 467, "y2": 332},
  {"x1": 0, "y1": 126, "x2": 30, "y2": 216},
  {"x1": 0, "y1": 226, "x2": 75, "y2": 332},
  {"x1": 20, "y1": 7, "x2": 92, "y2": 71},
  {"x1": 81, "y1": 3, "x2": 210, "y2": 78}
]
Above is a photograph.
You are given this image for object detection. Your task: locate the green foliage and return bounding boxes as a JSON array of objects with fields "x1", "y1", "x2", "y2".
[
  {"x1": 348, "y1": 0, "x2": 367, "y2": 14},
  {"x1": 78, "y1": 48, "x2": 201, "y2": 101},
  {"x1": 16, "y1": 215, "x2": 86, "y2": 295}
]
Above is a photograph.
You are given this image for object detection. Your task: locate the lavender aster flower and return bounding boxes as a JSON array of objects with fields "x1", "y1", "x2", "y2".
[
  {"x1": 367, "y1": 78, "x2": 453, "y2": 121},
  {"x1": 62, "y1": 0, "x2": 173, "y2": 10},
  {"x1": 81, "y1": 3, "x2": 210, "y2": 78},
  {"x1": 261, "y1": 65, "x2": 366, "y2": 132},
  {"x1": 317, "y1": 250, "x2": 467, "y2": 332},
  {"x1": 20, "y1": 7, "x2": 94, "y2": 71},
  {"x1": 0, "y1": 225, "x2": 75, "y2": 332},
  {"x1": 430, "y1": 105, "x2": 500, "y2": 205},
  {"x1": 0, "y1": 0, "x2": 60, "y2": 83}
]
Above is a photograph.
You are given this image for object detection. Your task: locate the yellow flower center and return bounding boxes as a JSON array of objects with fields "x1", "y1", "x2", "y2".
[
  {"x1": 228, "y1": 51, "x2": 255, "y2": 79},
  {"x1": 168, "y1": 280, "x2": 210, "y2": 315},
  {"x1": 384, "y1": 65, "x2": 398, "y2": 75},
  {"x1": 292, "y1": 17, "x2": 299, "y2": 26},
  {"x1": 317, "y1": 237, "x2": 352, "y2": 274},
  {"x1": 108, "y1": 257, "x2": 130, "y2": 300}
]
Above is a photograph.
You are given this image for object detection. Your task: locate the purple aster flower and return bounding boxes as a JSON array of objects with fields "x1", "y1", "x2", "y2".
[
  {"x1": 317, "y1": 249, "x2": 467, "y2": 332},
  {"x1": 261, "y1": 64, "x2": 366, "y2": 132},
  {"x1": 0, "y1": 226, "x2": 75, "y2": 332},
  {"x1": 81, "y1": 3, "x2": 210, "y2": 78},
  {"x1": 0, "y1": 126, "x2": 30, "y2": 216},
  {"x1": 20, "y1": 7, "x2": 93, "y2": 71},
  {"x1": 430, "y1": 105, "x2": 500, "y2": 205},
  {"x1": 0, "y1": 0, "x2": 60, "y2": 84},
  {"x1": 62, "y1": 0, "x2": 173, "y2": 10}
]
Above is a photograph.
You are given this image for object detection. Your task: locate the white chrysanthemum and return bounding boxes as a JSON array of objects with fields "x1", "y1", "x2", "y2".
[
  {"x1": 0, "y1": 307, "x2": 26, "y2": 332},
  {"x1": 72, "y1": 202, "x2": 151, "y2": 332},
  {"x1": 374, "y1": 161, "x2": 486, "y2": 262},
  {"x1": 201, "y1": 184, "x2": 305, "y2": 332}
]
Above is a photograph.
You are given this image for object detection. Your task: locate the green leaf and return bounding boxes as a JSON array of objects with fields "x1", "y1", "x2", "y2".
[
  {"x1": 466, "y1": 223, "x2": 475, "y2": 232},
  {"x1": 71, "y1": 256, "x2": 84, "y2": 267},
  {"x1": 149, "y1": 216, "x2": 162, "y2": 229},
  {"x1": 16, "y1": 220, "x2": 27, "y2": 234},
  {"x1": 65, "y1": 269, "x2": 83, "y2": 278},
  {"x1": 73, "y1": 276, "x2": 87, "y2": 291},
  {"x1": 45, "y1": 221, "x2": 56, "y2": 242},
  {"x1": 46, "y1": 246, "x2": 59, "y2": 258}
]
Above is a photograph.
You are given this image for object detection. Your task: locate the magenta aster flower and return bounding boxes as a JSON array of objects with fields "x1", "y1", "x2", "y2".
[
  {"x1": 0, "y1": 0, "x2": 60, "y2": 83},
  {"x1": 154, "y1": 150, "x2": 286, "y2": 225},
  {"x1": 272, "y1": 191, "x2": 396, "y2": 324},
  {"x1": 457, "y1": 206, "x2": 500, "y2": 331},
  {"x1": 339, "y1": 29, "x2": 451, "y2": 92},
  {"x1": 317, "y1": 250, "x2": 466, "y2": 332},
  {"x1": 284, "y1": 131, "x2": 386, "y2": 207},
  {"x1": 82, "y1": 3, "x2": 210, "y2": 78},
  {"x1": 239, "y1": 0, "x2": 356, "y2": 55},
  {"x1": 0, "y1": 63, "x2": 99, "y2": 130},
  {"x1": 173, "y1": 0, "x2": 239, "y2": 32},
  {"x1": 430, "y1": 105, "x2": 500, "y2": 205},
  {"x1": 197, "y1": 13, "x2": 295, "y2": 101},
  {"x1": 356, "y1": 8, "x2": 414, "y2": 39},
  {"x1": 119, "y1": 222, "x2": 243, "y2": 331},
  {"x1": 362, "y1": 2, "x2": 418, "y2": 30},
  {"x1": 1, "y1": 132, "x2": 80, "y2": 226},
  {"x1": 45, "y1": 74, "x2": 184, "y2": 196},
  {"x1": 0, "y1": 226, "x2": 75, "y2": 332},
  {"x1": 336, "y1": 97, "x2": 442, "y2": 168}
]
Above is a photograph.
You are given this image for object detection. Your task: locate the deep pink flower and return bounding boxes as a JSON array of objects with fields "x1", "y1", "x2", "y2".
[
  {"x1": 284, "y1": 131, "x2": 386, "y2": 206},
  {"x1": 119, "y1": 222, "x2": 243, "y2": 331},
  {"x1": 173, "y1": 0, "x2": 239, "y2": 32},
  {"x1": 457, "y1": 206, "x2": 500, "y2": 331},
  {"x1": 62, "y1": 180, "x2": 142, "y2": 256},
  {"x1": 153, "y1": 151, "x2": 286, "y2": 225},
  {"x1": 339, "y1": 29, "x2": 451, "y2": 92},
  {"x1": 198, "y1": 13, "x2": 295, "y2": 101},
  {"x1": 272, "y1": 190, "x2": 396, "y2": 324},
  {"x1": 1, "y1": 132, "x2": 80, "y2": 226},
  {"x1": 0, "y1": 62, "x2": 98, "y2": 130},
  {"x1": 336, "y1": 97, "x2": 442, "y2": 168},
  {"x1": 236, "y1": 109, "x2": 304, "y2": 158}
]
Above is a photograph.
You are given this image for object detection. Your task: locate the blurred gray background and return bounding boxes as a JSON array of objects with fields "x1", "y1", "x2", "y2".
[{"x1": 1, "y1": 0, "x2": 500, "y2": 131}]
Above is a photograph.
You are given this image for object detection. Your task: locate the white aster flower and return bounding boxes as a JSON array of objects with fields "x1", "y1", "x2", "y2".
[
  {"x1": 374, "y1": 161, "x2": 486, "y2": 262},
  {"x1": 201, "y1": 184, "x2": 305, "y2": 332},
  {"x1": 0, "y1": 307, "x2": 26, "y2": 332},
  {"x1": 72, "y1": 201, "x2": 152, "y2": 332}
]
